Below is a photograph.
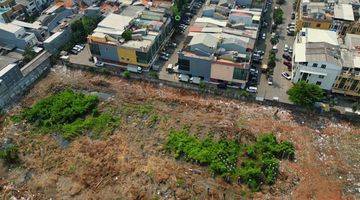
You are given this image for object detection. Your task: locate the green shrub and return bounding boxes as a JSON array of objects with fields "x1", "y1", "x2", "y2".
[
  {"x1": 22, "y1": 90, "x2": 98, "y2": 126},
  {"x1": 149, "y1": 71, "x2": 159, "y2": 79},
  {"x1": 166, "y1": 130, "x2": 295, "y2": 191},
  {"x1": 0, "y1": 144, "x2": 19, "y2": 165},
  {"x1": 19, "y1": 90, "x2": 118, "y2": 140},
  {"x1": 122, "y1": 70, "x2": 131, "y2": 78}
]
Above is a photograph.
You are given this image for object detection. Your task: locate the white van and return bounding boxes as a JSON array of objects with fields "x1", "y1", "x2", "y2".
[{"x1": 178, "y1": 74, "x2": 190, "y2": 82}]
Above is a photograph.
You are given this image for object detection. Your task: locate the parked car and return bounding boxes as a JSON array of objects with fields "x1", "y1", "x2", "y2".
[
  {"x1": 282, "y1": 53, "x2": 292, "y2": 61},
  {"x1": 281, "y1": 72, "x2": 291, "y2": 80},
  {"x1": 70, "y1": 49, "x2": 78, "y2": 54},
  {"x1": 288, "y1": 47, "x2": 293, "y2": 54},
  {"x1": 250, "y1": 68, "x2": 259, "y2": 74},
  {"x1": 283, "y1": 60, "x2": 292, "y2": 69},
  {"x1": 284, "y1": 44, "x2": 289, "y2": 52},
  {"x1": 256, "y1": 50, "x2": 265, "y2": 55},
  {"x1": 217, "y1": 83, "x2": 227, "y2": 89},
  {"x1": 166, "y1": 63, "x2": 174, "y2": 72},
  {"x1": 95, "y1": 61, "x2": 104, "y2": 67},
  {"x1": 179, "y1": 74, "x2": 190, "y2": 82},
  {"x1": 261, "y1": 33, "x2": 266, "y2": 40},
  {"x1": 160, "y1": 52, "x2": 170, "y2": 57},
  {"x1": 159, "y1": 55, "x2": 169, "y2": 61},
  {"x1": 190, "y1": 77, "x2": 201, "y2": 84},
  {"x1": 246, "y1": 86, "x2": 258, "y2": 93},
  {"x1": 291, "y1": 12, "x2": 296, "y2": 20},
  {"x1": 268, "y1": 76, "x2": 273, "y2": 85}
]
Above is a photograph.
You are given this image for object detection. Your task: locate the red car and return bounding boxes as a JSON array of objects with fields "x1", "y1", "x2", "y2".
[
  {"x1": 284, "y1": 61, "x2": 292, "y2": 70},
  {"x1": 282, "y1": 53, "x2": 292, "y2": 61}
]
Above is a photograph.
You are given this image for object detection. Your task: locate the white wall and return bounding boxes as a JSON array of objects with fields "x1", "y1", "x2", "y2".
[{"x1": 292, "y1": 61, "x2": 342, "y2": 90}]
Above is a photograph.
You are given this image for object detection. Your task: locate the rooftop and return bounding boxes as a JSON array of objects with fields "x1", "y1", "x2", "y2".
[
  {"x1": 188, "y1": 33, "x2": 219, "y2": 48},
  {"x1": 0, "y1": 8, "x2": 10, "y2": 14},
  {"x1": 0, "y1": 23, "x2": 22, "y2": 33},
  {"x1": 333, "y1": 4, "x2": 354, "y2": 21},
  {"x1": 299, "y1": 28, "x2": 339, "y2": 46}
]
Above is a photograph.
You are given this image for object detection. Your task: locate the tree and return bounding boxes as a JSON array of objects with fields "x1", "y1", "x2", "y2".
[
  {"x1": 122, "y1": 29, "x2": 132, "y2": 41},
  {"x1": 122, "y1": 70, "x2": 131, "y2": 78},
  {"x1": 273, "y1": 8, "x2": 284, "y2": 25},
  {"x1": 287, "y1": 81, "x2": 325, "y2": 108},
  {"x1": 268, "y1": 52, "x2": 276, "y2": 68},
  {"x1": 276, "y1": 0, "x2": 286, "y2": 5},
  {"x1": 23, "y1": 46, "x2": 37, "y2": 63}
]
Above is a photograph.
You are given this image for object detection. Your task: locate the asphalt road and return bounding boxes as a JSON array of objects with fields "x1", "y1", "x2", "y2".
[{"x1": 256, "y1": 0, "x2": 295, "y2": 103}]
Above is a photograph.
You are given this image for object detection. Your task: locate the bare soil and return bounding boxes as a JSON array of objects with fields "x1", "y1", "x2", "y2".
[{"x1": 0, "y1": 65, "x2": 359, "y2": 200}]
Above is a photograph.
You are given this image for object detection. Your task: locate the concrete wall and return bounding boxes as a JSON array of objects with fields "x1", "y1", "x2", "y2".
[
  {"x1": 98, "y1": 44, "x2": 119, "y2": 63},
  {"x1": 0, "y1": 51, "x2": 51, "y2": 108},
  {"x1": 292, "y1": 61, "x2": 341, "y2": 90},
  {"x1": 178, "y1": 53, "x2": 212, "y2": 81},
  {"x1": 44, "y1": 28, "x2": 71, "y2": 54}
]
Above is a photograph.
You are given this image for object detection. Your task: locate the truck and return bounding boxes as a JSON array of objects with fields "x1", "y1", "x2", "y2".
[
  {"x1": 190, "y1": 76, "x2": 201, "y2": 84},
  {"x1": 178, "y1": 74, "x2": 190, "y2": 82},
  {"x1": 127, "y1": 65, "x2": 142, "y2": 73}
]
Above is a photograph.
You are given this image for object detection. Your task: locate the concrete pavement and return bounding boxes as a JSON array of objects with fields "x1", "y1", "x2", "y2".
[{"x1": 257, "y1": 0, "x2": 295, "y2": 103}]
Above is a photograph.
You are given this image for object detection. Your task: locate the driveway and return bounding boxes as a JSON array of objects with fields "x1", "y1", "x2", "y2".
[{"x1": 257, "y1": 0, "x2": 295, "y2": 103}]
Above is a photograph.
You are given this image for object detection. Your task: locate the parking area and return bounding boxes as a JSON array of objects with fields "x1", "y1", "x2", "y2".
[
  {"x1": 256, "y1": 0, "x2": 296, "y2": 103},
  {"x1": 156, "y1": 0, "x2": 206, "y2": 83},
  {"x1": 68, "y1": 44, "x2": 94, "y2": 66}
]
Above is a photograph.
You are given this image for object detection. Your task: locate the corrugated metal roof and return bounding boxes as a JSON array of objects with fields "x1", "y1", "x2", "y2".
[
  {"x1": 334, "y1": 4, "x2": 354, "y2": 21},
  {"x1": 188, "y1": 33, "x2": 219, "y2": 48}
]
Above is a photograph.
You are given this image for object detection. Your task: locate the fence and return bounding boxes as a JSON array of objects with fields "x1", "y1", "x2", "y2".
[{"x1": 64, "y1": 61, "x2": 360, "y2": 123}]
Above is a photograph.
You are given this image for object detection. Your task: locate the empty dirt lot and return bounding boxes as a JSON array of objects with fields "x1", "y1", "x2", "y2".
[{"x1": 0, "y1": 65, "x2": 359, "y2": 199}]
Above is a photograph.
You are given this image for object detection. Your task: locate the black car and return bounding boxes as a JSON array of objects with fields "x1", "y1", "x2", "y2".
[
  {"x1": 291, "y1": 13, "x2": 295, "y2": 20},
  {"x1": 217, "y1": 83, "x2": 227, "y2": 89}
]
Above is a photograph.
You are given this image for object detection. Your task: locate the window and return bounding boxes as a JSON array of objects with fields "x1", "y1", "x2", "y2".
[
  {"x1": 316, "y1": 81, "x2": 322, "y2": 85},
  {"x1": 312, "y1": 63, "x2": 318, "y2": 68},
  {"x1": 319, "y1": 75, "x2": 325, "y2": 79},
  {"x1": 233, "y1": 68, "x2": 248, "y2": 80},
  {"x1": 320, "y1": 64, "x2": 326, "y2": 69},
  {"x1": 178, "y1": 58, "x2": 190, "y2": 71},
  {"x1": 350, "y1": 80, "x2": 359, "y2": 91}
]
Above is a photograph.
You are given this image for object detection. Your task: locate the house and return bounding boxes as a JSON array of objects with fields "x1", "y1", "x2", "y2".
[
  {"x1": 296, "y1": 0, "x2": 360, "y2": 35},
  {"x1": 15, "y1": 0, "x2": 50, "y2": 14},
  {"x1": 210, "y1": 59, "x2": 249, "y2": 85},
  {"x1": 188, "y1": 33, "x2": 219, "y2": 56},
  {"x1": 292, "y1": 28, "x2": 342, "y2": 90},
  {"x1": 0, "y1": 22, "x2": 38, "y2": 50},
  {"x1": 88, "y1": 5, "x2": 173, "y2": 69},
  {"x1": 36, "y1": 2, "x2": 74, "y2": 32},
  {"x1": 332, "y1": 34, "x2": 360, "y2": 97},
  {"x1": 0, "y1": 63, "x2": 23, "y2": 94},
  {"x1": 11, "y1": 19, "x2": 47, "y2": 41}
]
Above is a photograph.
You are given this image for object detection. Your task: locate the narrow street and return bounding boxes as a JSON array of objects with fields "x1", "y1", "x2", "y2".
[{"x1": 257, "y1": 0, "x2": 295, "y2": 103}]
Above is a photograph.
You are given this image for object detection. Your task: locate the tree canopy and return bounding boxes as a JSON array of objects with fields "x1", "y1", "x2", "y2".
[
  {"x1": 273, "y1": 8, "x2": 284, "y2": 25},
  {"x1": 23, "y1": 46, "x2": 37, "y2": 63},
  {"x1": 287, "y1": 81, "x2": 325, "y2": 107},
  {"x1": 122, "y1": 29, "x2": 133, "y2": 41}
]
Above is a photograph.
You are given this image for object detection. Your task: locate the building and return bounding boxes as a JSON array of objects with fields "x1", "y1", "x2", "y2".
[
  {"x1": 178, "y1": 31, "x2": 250, "y2": 87},
  {"x1": 332, "y1": 34, "x2": 360, "y2": 96},
  {"x1": 88, "y1": 5, "x2": 173, "y2": 69},
  {"x1": 11, "y1": 19, "x2": 47, "y2": 41},
  {"x1": 292, "y1": 28, "x2": 342, "y2": 90},
  {"x1": 36, "y1": 2, "x2": 74, "y2": 32},
  {"x1": 0, "y1": 22, "x2": 38, "y2": 50},
  {"x1": 296, "y1": 0, "x2": 360, "y2": 35},
  {"x1": 15, "y1": 0, "x2": 49, "y2": 14}
]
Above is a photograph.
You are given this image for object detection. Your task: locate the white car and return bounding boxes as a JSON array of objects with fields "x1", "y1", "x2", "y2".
[
  {"x1": 281, "y1": 72, "x2": 291, "y2": 80},
  {"x1": 246, "y1": 86, "x2": 258, "y2": 93},
  {"x1": 179, "y1": 74, "x2": 190, "y2": 82},
  {"x1": 95, "y1": 61, "x2": 104, "y2": 67},
  {"x1": 284, "y1": 44, "x2": 289, "y2": 52},
  {"x1": 261, "y1": 33, "x2": 266, "y2": 40}
]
